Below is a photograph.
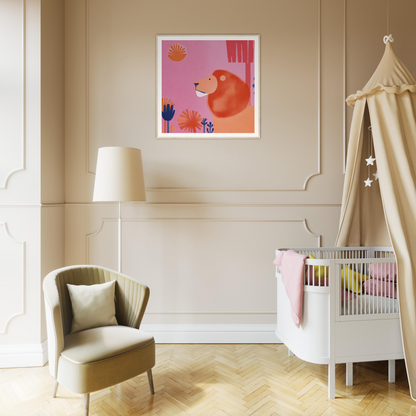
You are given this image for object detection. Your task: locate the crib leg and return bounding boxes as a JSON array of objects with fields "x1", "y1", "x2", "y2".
[
  {"x1": 328, "y1": 363, "x2": 335, "y2": 399},
  {"x1": 346, "y1": 362, "x2": 353, "y2": 386},
  {"x1": 388, "y1": 360, "x2": 395, "y2": 383},
  {"x1": 288, "y1": 348, "x2": 294, "y2": 357}
]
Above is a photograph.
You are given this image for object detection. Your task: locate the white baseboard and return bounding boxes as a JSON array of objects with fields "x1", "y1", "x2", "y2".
[
  {"x1": 0, "y1": 340, "x2": 48, "y2": 368},
  {"x1": 141, "y1": 324, "x2": 281, "y2": 344},
  {"x1": 0, "y1": 327, "x2": 279, "y2": 368}
]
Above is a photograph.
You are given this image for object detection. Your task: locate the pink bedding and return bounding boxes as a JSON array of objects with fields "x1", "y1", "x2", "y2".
[
  {"x1": 274, "y1": 250, "x2": 307, "y2": 328},
  {"x1": 363, "y1": 278, "x2": 397, "y2": 298},
  {"x1": 369, "y1": 262, "x2": 397, "y2": 282}
]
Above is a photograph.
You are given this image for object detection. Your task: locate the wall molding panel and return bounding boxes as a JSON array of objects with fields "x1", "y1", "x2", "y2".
[
  {"x1": 146, "y1": 311, "x2": 276, "y2": 315},
  {"x1": 85, "y1": 0, "x2": 93, "y2": 176},
  {"x1": 140, "y1": 324, "x2": 279, "y2": 344},
  {"x1": 83, "y1": 216, "x2": 321, "y2": 322},
  {"x1": 0, "y1": 222, "x2": 26, "y2": 334},
  {"x1": 61, "y1": 0, "x2": 355, "y2": 338},
  {"x1": 343, "y1": 0, "x2": 347, "y2": 174},
  {"x1": 84, "y1": 0, "x2": 322, "y2": 193},
  {"x1": 86, "y1": 217, "x2": 321, "y2": 266},
  {"x1": 0, "y1": 0, "x2": 26, "y2": 190}
]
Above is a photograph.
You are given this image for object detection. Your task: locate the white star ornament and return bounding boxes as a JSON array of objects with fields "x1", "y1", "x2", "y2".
[
  {"x1": 366, "y1": 155, "x2": 376, "y2": 166},
  {"x1": 364, "y1": 178, "x2": 373, "y2": 187}
]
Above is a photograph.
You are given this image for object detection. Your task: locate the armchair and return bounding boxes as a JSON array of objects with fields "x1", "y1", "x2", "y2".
[{"x1": 43, "y1": 265, "x2": 155, "y2": 416}]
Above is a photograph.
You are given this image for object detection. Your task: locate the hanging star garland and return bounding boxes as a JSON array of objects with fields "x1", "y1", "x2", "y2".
[
  {"x1": 366, "y1": 155, "x2": 376, "y2": 166},
  {"x1": 373, "y1": 171, "x2": 379, "y2": 181},
  {"x1": 364, "y1": 178, "x2": 373, "y2": 187}
]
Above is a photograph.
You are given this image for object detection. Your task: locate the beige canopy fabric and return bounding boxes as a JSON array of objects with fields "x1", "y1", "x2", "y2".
[{"x1": 336, "y1": 41, "x2": 416, "y2": 400}]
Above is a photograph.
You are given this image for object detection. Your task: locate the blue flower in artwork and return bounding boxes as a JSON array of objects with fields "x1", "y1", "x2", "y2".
[
  {"x1": 201, "y1": 118, "x2": 208, "y2": 133},
  {"x1": 207, "y1": 122, "x2": 214, "y2": 133},
  {"x1": 162, "y1": 104, "x2": 175, "y2": 133}
]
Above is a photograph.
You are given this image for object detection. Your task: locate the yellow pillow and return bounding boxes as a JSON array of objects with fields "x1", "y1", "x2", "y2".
[
  {"x1": 309, "y1": 254, "x2": 328, "y2": 279},
  {"x1": 341, "y1": 265, "x2": 370, "y2": 294}
]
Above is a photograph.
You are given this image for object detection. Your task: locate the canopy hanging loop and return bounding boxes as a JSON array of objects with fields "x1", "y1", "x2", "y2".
[{"x1": 384, "y1": 34, "x2": 394, "y2": 44}]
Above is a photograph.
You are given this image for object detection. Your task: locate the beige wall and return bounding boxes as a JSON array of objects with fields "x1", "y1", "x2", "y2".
[
  {"x1": 63, "y1": 0, "x2": 416, "y2": 334},
  {"x1": 41, "y1": 0, "x2": 65, "y2": 204},
  {"x1": 3, "y1": 0, "x2": 416, "y2": 354},
  {"x1": 65, "y1": 0, "x2": 345, "y2": 331},
  {"x1": 0, "y1": 0, "x2": 64, "y2": 365}
]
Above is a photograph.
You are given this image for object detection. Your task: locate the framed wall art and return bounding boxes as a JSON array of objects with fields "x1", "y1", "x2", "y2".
[{"x1": 157, "y1": 35, "x2": 260, "y2": 139}]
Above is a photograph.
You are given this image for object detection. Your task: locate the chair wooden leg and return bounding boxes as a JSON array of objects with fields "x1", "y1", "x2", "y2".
[
  {"x1": 328, "y1": 363, "x2": 335, "y2": 399},
  {"x1": 346, "y1": 362, "x2": 353, "y2": 386},
  {"x1": 147, "y1": 369, "x2": 155, "y2": 395},
  {"x1": 52, "y1": 381, "x2": 59, "y2": 398},
  {"x1": 84, "y1": 393, "x2": 90, "y2": 416},
  {"x1": 388, "y1": 360, "x2": 396, "y2": 383}
]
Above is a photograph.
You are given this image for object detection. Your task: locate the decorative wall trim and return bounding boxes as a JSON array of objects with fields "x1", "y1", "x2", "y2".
[
  {"x1": 140, "y1": 324, "x2": 280, "y2": 344},
  {"x1": 303, "y1": 218, "x2": 321, "y2": 247},
  {"x1": 86, "y1": 218, "x2": 105, "y2": 263},
  {"x1": 343, "y1": 0, "x2": 347, "y2": 174},
  {"x1": 85, "y1": 0, "x2": 93, "y2": 176},
  {"x1": 146, "y1": 311, "x2": 275, "y2": 315},
  {"x1": 87, "y1": 218, "x2": 321, "y2": 261},
  {"x1": 66, "y1": 202, "x2": 343, "y2": 207},
  {"x1": 86, "y1": 216, "x2": 321, "y2": 287},
  {"x1": 0, "y1": 0, "x2": 26, "y2": 189},
  {"x1": 305, "y1": 0, "x2": 322, "y2": 187},
  {"x1": 0, "y1": 204, "x2": 42, "y2": 207},
  {"x1": 0, "y1": 340, "x2": 48, "y2": 368},
  {"x1": 85, "y1": 0, "x2": 322, "y2": 192},
  {"x1": 0, "y1": 223, "x2": 26, "y2": 334},
  {"x1": 0, "y1": 204, "x2": 64, "y2": 207}
]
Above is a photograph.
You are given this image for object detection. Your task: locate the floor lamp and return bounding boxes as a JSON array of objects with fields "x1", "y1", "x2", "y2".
[{"x1": 93, "y1": 147, "x2": 146, "y2": 273}]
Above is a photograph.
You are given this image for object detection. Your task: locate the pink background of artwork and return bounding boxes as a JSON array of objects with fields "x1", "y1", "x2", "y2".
[{"x1": 161, "y1": 40, "x2": 254, "y2": 134}]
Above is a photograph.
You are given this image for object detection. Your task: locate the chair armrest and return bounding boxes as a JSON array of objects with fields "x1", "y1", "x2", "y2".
[
  {"x1": 43, "y1": 271, "x2": 65, "y2": 379},
  {"x1": 114, "y1": 272, "x2": 150, "y2": 329}
]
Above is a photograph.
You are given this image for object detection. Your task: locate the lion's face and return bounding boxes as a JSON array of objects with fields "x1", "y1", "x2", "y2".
[
  {"x1": 195, "y1": 70, "x2": 250, "y2": 118},
  {"x1": 194, "y1": 75, "x2": 218, "y2": 97}
]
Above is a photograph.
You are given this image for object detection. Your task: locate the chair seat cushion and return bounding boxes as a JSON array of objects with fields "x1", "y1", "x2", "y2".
[
  {"x1": 58, "y1": 326, "x2": 155, "y2": 394},
  {"x1": 61, "y1": 325, "x2": 154, "y2": 364}
]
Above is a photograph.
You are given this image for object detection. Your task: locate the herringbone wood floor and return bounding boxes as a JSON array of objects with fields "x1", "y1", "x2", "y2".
[{"x1": 0, "y1": 344, "x2": 414, "y2": 416}]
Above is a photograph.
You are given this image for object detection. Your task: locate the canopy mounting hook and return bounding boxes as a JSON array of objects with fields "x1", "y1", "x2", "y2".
[{"x1": 384, "y1": 34, "x2": 394, "y2": 44}]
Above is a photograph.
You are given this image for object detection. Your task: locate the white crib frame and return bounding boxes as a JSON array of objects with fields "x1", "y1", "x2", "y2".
[{"x1": 275, "y1": 247, "x2": 404, "y2": 399}]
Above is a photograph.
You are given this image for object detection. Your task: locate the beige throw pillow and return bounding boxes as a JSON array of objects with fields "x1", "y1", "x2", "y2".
[{"x1": 67, "y1": 280, "x2": 118, "y2": 334}]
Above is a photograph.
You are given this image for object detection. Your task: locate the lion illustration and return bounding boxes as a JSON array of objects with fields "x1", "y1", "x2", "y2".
[{"x1": 194, "y1": 70, "x2": 254, "y2": 133}]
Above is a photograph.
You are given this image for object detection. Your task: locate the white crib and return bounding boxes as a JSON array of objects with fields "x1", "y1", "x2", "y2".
[{"x1": 275, "y1": 247, "x2": 404, "y2": 399}]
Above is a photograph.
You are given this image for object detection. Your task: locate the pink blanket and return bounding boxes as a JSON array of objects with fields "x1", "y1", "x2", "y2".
[
  {"x1": 369, "y1": 262, "x2": 397, "y2": 282},
  {"x1": 274, "y1": 250, "x2": 307, "y2": 328},
  {"x1": 363, "y1": 279, "x2": 397, "y2": 298}
]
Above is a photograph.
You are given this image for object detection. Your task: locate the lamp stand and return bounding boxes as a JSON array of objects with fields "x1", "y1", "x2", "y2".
[{"x1": 118, "y1": 201, "x2": 122, "y2": 273}]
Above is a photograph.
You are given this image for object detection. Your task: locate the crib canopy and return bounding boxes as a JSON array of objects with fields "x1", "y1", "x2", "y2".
[{"x1": 336, "y1": 39, "x2": 416, "y2": 400}]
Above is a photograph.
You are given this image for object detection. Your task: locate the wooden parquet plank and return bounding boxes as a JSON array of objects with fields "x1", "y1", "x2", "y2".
[{"x1": 1, "y1": 345, "x2": 415, "y2": 416}]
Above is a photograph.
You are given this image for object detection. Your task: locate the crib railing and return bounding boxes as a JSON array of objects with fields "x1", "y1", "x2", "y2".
[
  {"x1": 336, "y1": 258, "x2": 398, "y2": 317},
  {"x1": 276, "y1": 247, "x2": 397, "y2": 318},
  {"x1": 297, "y1": 247, "x2": 371, "y2": 260}
]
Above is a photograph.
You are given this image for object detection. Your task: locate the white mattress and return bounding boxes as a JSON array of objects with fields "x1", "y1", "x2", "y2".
[{"x1": 341, "y1": 294, "x2": 399, "y2": 315}]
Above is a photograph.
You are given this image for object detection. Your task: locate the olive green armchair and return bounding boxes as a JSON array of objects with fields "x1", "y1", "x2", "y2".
[{"x1": 43, "y1": 265, "x2": 155, "y2": 416}]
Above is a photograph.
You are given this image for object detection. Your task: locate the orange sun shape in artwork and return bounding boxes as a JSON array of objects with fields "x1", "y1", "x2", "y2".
[
  {"x1": 168, "y1": 44, "x2": 187, "y2": 61},
  {"x1": 178, "y1": 110, "x2": 202, "y2": 133}
]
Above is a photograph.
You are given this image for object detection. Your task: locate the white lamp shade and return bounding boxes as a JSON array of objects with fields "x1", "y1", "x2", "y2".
[{"x1": 93, "y1": 147, "x2": 146, "y2": 202}]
